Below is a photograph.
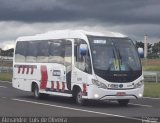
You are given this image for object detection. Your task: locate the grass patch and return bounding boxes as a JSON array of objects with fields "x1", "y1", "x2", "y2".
[
  {"x1": 141, "y1": 59, "x2": 160, "y2": 71},
  {"x1": 144, "y1": 82, "x2": 160, "y2": 98},
  {"x1": 0, "y1": 72, "x2": 12, "y2": 82},
  {"x1": 143, "y1": 66, "x2": 160, "y2": 71}
]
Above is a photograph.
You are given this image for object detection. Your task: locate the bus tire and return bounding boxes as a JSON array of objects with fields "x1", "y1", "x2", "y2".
[
  {"x1": 33, "y1": 84, "x2": 49, "y2": 99},
  {"x1": 33, "y1": 84, "x2": 41, "y2": 99},
  {"x1": 118, "y1": 99, "x2": 129, "y2": 106},
  {"x1": 75, "y1": 89, "x2": 85, "y2": 105}
]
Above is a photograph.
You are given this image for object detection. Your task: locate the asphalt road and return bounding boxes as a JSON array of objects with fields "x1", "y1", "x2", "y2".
[{"x1": 0, "y1": 81, "x2": 160, "y2": 123}]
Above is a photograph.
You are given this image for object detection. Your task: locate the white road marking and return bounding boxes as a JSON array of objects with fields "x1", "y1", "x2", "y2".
[
  {"x1": 0, "y1": 86, "x2": 7, "y2": 88},
  {"x1": 12, "y1": 98, "x2": 142, "y2": 121},
  {"x1": 110, "y1": 100, "x2": 152, "y2": 108},
  {"x1": 2, "y1": 97, "x2": 7, "y2": 99},
  {"x1": 129, "y1": 103, "x2": 152, "y2": 108},
  {"x1": 143, "y1": 97, "x2": 160, "y2": 100}
]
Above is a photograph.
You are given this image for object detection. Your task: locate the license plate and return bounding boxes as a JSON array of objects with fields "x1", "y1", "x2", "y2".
[{"x1": 116, "y1": 92, "x2": 126, "y2": 96}]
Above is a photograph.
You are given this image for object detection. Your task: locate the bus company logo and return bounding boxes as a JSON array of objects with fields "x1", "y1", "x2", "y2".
[
  {"x1": 53, "y1": 70, "x2": 61, "y2": 76},
  {"x1": 119, "y1": 84, "x2": 123, "y2": 88}
]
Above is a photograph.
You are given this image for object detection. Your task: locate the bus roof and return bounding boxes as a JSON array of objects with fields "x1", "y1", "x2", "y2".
[{"x1": 16, "y1": 30, "x2": 127, "y2": 41}]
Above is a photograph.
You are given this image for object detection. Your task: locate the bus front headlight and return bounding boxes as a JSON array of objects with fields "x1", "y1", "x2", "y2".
[
  {"x1": 92, "y1": 79, "x2": 107, "y2": 89},
  {"x1": 134, "y1": 80, "x2": 144, "y2": 88}
]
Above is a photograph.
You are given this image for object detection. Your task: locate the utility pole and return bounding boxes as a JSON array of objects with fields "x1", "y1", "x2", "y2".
[{"x1": 144, "y1": 34, "x2": 148, "y2": 59}]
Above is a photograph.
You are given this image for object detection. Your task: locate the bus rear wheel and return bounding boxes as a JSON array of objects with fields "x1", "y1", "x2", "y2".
[
  {"x1": 33, "y1": 84, "x2": 41, "y2": 99},
  {"x1": 118, "y1": 99, "x2": 129, "y2": 106},
  {"x1": 33, "y1": 84, "x2": 48, "y2": 99}
]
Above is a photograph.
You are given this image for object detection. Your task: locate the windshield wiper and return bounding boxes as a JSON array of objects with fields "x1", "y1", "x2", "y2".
[
  {"x1": 107, "y1": 48, "x2": 120, "y2": 71},
  {"x1": 114, "y1": 46, "x2": 134, "y2": 71}
]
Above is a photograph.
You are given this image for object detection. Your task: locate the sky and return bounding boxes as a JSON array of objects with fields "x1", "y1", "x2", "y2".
[{"x1": 0, "y1": 0, "x2": 160, "y2": 50}]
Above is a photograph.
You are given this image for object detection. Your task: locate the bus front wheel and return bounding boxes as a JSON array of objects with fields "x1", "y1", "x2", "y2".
[
  {"x1": 118, "y1": 99, "x2": 129, "y2": 106},
  {"x1": 74, "y1": 89, "x2": 85, "y2": 105}
]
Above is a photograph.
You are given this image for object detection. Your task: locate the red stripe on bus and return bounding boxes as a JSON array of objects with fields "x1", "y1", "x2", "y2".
[
  {"x1": 26, "y1": 66, "x2": 29, "y2": 74},
  {"x1": 62, "y1": 82, "x2": 65, "y2": 92},
  {"x1": 31, "y1": 65, "x2": 34, "y2": 74},
  {"x1": 56, "y1": 81, "x2": 59, "y2": 91},
  {"x1": 18, "y1": 66, "x2": 21, "y2": 74},
  {"x1": 22, "y1": 65, "x2": 25, "y2": 74},
  {"x1": 83, "y1": 83, "x2": 87, "y2": 94},
  {"x1": 51, "y1": 81, "x2": 54, "y2": 91},
  {"x1": 40, "y1": 65, "x2": 48, "y2": 90}
]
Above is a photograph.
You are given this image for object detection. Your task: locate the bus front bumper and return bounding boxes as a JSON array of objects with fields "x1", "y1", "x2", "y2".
[{"x1": 84, "y1": 85, "x2": 144, "y2": 100}]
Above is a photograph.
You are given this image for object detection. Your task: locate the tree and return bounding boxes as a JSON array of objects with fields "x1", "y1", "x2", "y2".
[
  {"x1": 0, "y1": 48, "x2": 14, "y2": 57},
  {"x1": 152, "y1": 41, "x2": 160, "y2": 54},
  {"x1": 135, "y1": 41, "x2": 152, "y2": 52},
  {"x1": 135, "y1": 41, "x2": 144, "y2": 49}
]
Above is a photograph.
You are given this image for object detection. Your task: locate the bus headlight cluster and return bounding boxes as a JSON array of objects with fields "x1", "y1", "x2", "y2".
[
  {"x1": 92, "y1": 79, "x2": 107, "y2": 89},
  {"x1": 134, "y1": 80, "x2": 144, "y2": 88}
]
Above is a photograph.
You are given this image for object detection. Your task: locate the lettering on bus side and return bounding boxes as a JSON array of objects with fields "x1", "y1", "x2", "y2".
[{"x1": 53, "y1": 70, "x2": 61, "y2": 76}]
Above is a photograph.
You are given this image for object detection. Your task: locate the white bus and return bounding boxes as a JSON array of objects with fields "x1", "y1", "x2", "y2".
[{"x1": 12, "y1": 30, "x2": 144, "y2": 106}]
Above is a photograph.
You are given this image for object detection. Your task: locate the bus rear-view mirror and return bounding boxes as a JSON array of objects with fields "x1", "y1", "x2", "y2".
[
  {"x1": 138, "y1": 47, "x2": 144, "y2": 58},
  {"x1": 80, "y1": 44, "x2": 88, "y2": 56}
]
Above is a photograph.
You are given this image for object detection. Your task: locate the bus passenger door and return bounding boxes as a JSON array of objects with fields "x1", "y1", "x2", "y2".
[
  {"x1": 72, "y1": 39, "x2": 92, "y2": 90},
  {"x1": 64, "y1": 39, "x2": 73, "y2": 90}
]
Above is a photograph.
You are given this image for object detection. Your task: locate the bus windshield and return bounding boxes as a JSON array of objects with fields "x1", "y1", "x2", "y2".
[{"x1": 88, "y1": 36, "x2": 142, "y2": 82}]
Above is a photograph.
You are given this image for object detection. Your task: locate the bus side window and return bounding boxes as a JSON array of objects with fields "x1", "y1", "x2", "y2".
[
  {"x1": 26, "y1": 41, "x2": 38, "y2": 63},
  {"x1": 15, "y1": 42, "x2": 27, "y2": 62},
  {"x1": 49, "y1": 40, "x2": 64, "y2": 64},
  {"x1": 37, "y1": 41, "x2": 49, "y2": 63},
  {"x1": 64, "y1": 41, "x2": 72, "y2": 66},
  {"x1": 74, "y1": 39, "x2": 92, "y2": 74},
  {"x1": 64, "y1": 40, "x2": 72, "y2": 74}
]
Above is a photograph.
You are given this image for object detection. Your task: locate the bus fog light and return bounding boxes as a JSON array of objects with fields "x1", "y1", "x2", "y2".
[
  {"x1": 94, "y1": 94, "x2": 99, "y2": 98},
  {"x1": 139, "y1": 93, "x2": 142, "y2": 97}
]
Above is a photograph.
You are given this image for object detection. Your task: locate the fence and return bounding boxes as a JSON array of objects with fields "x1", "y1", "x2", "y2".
[
  {"x1": 0, "y1": 58, "x2": 13, "y2": 73},
  {"x1": 143, "y1": 71, "x2": 159, "y2": 83},
  {"x1": 0, "y1": 67, "x2": 13, "y2": 73}
]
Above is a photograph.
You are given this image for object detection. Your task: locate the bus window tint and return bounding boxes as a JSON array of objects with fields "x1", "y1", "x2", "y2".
[
  {"x1": 49, "y1": 40, "x2": 64, "y2": 64},
  {"x1": 26, "y1": 41, "x2": 38, "y2": 63},
  {"x1": 37, "y1": 41, "x2": 49, "y2": 63},
  {"x1": 15, "y1": 42, "x2": 27, "y2": 62}
]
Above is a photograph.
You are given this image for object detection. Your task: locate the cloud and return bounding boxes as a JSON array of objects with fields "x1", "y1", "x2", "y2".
[
  {"x1": 108, "y1": 24, "x2": 160, "y2": 42},
  {"x1": 0, "y1": 0, "x2": 81, "y2": 22},
  {"x1": 0, "y1": 0, "x2": 160, "y2": 49},
  {"x1": 0, "y1": 21, "x2": 160, "y2": 50},
  {"x1": 0, "y1": 41, "x2": 14, "y2": 50},
  {"x1": 0, "y1": 0, "x2": 160, "y2": 25}
]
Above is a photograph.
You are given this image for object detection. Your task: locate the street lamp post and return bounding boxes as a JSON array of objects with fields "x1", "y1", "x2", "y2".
[{"x1": 144, "y1": 34, "x2": 148, "y2": 59}]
